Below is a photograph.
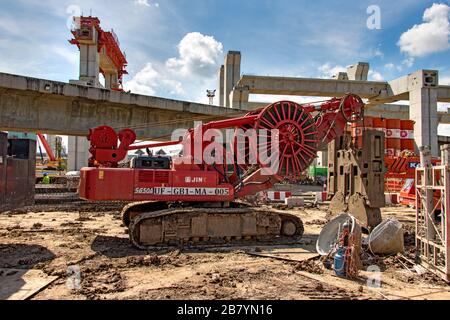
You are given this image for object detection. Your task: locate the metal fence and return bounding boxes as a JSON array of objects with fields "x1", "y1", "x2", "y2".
[
  {"x1": 415, "y1": 145, "x2": 450, "y2": 282},
  {"x1": 0, "y1": 133, "x2": 36, "y2": 212}
]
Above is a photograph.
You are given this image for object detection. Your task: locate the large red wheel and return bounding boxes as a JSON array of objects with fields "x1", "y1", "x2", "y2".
[
  {"x1": 88, "y1": 126, "x2": 119, "y2": 149},
  {"x1": 234, "y1": 101, "x2": 318, "y2": 179},
  {"x1": 341, "y1": 94, "x2": 365, "y2": 123}
]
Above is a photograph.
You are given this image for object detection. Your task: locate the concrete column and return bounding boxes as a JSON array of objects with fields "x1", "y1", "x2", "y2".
[
  {"x1": 229, "y1": 86, "x2": 250, "y2": 109},
  {"x1": 79, "y1": 44, "x2": 100, "y2": 86},
  {"x1": 410, "y1": 88, "x2": 439, "y2": 156},
  {"x1": 409, "y1": 70, "x2": 439, "y2": 156},
  {"x1": 347, "y1": 62, "x2": 369, "y2": 81},
  {"x1": 67, "y1": 136, "x2": 90, "y2": 171},
  {"x1": 317, "y1": 151, "x2": 328, "y2": 167},
  {"x1": 223, "y1": 51, "x2": 241, "y2": 108},
  {"x1": 45, "y1": 135, "x2": 57, "y2": 156},
  {"x1": 441, "y1": 144, "x2": 450, "y2": 165},
  {"x1": 218, "y1": 65, "x2": 225, "y2": 107},
  {"x1": 104, "y1": 71, "x2": 119, "y2": 90}
]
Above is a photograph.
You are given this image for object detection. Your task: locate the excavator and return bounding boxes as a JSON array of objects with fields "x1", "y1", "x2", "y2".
[
  {"x1": 79, "y1": 94, "x2": 364, "y2": 248},
  {"x1": 36, "y1": 133, "x2": 64, "y2": 171}
]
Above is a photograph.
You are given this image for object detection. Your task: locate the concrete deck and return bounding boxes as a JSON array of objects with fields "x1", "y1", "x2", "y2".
[{"x1": 0, "y1": 73, "x2": 242, "y2": 139}]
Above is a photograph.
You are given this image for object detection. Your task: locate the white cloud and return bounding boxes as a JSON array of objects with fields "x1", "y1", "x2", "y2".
[
  {"x1": 318, "y1": 63, "x2": 346, "y2": 78},
  {"x1": 373, "y1": 48, "x2": 384, "y2": 58},
  {"x1": 124, "y1": 32, "x2": 222, "y2": 101},
  {"x1": 161, "y1": 79, "x2": 184, "y2": 95},
  {"x1": 134, "y1": 0, "x2": 150, "y2": 7},
  {"x1": 52, "y1": 46, "x2": 78, "y2": 66},
  {"x1": 402, "y1": 57, "x2": 415, "y2": 68},
  {"x1": 369, "y1": 70, "x2": 384, "y2": 81},
  {"x1": 133, "y1": 0, "x2": 160, "y2": 9},
  {"x1": 384, "y1": 63, "x2": 402, "y2": 72},
  {"x1": 0, "y1": 15, "x2": 21, "y2": 35},
  {"x1": 166, "y1": 32, "x2": 223, "y2": 78},
  {"x1": 124, "y1": 63, "x2": 158, "y2": 95},
  {"x1": 440, "y1": 76, "x2": 450, "y2": 85},
  {"x1": 398, "y1": 3, "x2": 450, "y2": 57},
  {"x1": 124, "y1": 62, "x2": 184, "y2": 96}
]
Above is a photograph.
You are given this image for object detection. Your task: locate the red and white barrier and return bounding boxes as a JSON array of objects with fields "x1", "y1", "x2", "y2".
[
  {"x1": 385, "y1": 193, "x2": 399, "y2": 205},
  {"x1": 315, "y1": 191, "x2": 328, "y2": 203},
  {"x1": 265, "y1": 191, "x2": 292, "y2": 202}
]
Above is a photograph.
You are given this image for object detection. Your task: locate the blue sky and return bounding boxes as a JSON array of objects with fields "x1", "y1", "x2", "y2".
[{"x1": 0, "y1": 0, "x2": 449, "y2": 135}]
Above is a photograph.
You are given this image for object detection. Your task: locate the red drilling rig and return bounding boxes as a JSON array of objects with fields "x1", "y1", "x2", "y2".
[{"x1": 79, "y1": 94, "x2": 364, "y2": 248}]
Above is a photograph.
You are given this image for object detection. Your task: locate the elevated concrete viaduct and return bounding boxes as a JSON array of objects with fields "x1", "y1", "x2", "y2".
[{"x1": 0, "y1": 72, "x2": 241, "y2": 139}]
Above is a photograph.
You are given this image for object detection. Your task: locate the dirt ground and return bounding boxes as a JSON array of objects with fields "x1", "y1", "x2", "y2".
[{"x1": 1, "y1": 201, "x2": 449, "y2": 300}]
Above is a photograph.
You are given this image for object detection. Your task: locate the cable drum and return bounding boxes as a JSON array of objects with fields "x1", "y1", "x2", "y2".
[{"x1": 234, "y1": 101, "x2": 318, "y2": 179}]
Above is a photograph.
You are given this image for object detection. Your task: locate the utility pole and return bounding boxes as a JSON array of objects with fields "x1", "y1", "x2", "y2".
[{"x1": 207, "y1": 90, "x2": 216, "y2": 105}]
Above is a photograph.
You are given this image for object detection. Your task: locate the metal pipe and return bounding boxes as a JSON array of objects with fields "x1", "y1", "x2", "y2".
[
  {"x1": 441, "y1": 144, "x2": 450, "y2": 165},
  {"x1": 419, "y1": 145, "x2": 436, "y2": 240},
  {"x1": 128, "y1": 140, "x2": 181, "y2": 151},
  {"x1": 202, "y1": 115, "x2": 258, "y2": 130}
]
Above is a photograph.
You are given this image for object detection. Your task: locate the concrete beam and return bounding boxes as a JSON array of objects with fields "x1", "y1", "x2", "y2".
[
  {"x1": 438, "y1": 85, "x2": 450, "y2": 103},
  {"x1": 234, "y1": 72, "x2": 450, "y2": 107},
  {"x1": 439, "y1": 135, "x2": 450, "y2": 145},
  {"x1": 244, "y1": 101, "x2": 449, "y2": 123},
  {"x1": 236, "y1": 75, "x2": 390, "y2": 99},
  {"x1": 0, "y1": 73, "x2": 242, "y2": 140},
  {"x1": 365, "y1": 104, "x2": 450, "y2": 124},
  {"x1": 370, "y1": 70, "x2": 440, "y2": 105}
]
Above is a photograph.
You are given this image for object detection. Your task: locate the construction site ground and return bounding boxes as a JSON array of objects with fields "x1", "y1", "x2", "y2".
[{"x1": 1, "y1": 196, "x2": 450, "y2": 300}]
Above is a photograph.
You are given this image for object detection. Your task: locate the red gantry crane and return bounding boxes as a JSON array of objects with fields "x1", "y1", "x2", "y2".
[
  {"x1": 79, "y1": 94, "x2": 364, "y2": 248},
  {"x1": 70, "y1": 16, "x2": 128, "y2": 91}
]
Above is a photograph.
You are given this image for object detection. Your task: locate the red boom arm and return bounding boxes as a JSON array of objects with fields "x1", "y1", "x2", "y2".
[
  {"x1": 37, "y1": 133, "x2": 56, "y2": 162},
  {"x1": 81, "y1": 94, "x2": 363, "y2": 201}
]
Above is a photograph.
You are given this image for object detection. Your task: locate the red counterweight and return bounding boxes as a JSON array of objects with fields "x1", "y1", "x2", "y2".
[{"x1": 80, "y1": 94, "x2": 364, "y2": 202}]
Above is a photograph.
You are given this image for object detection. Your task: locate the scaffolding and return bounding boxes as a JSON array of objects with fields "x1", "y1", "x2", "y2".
[{"x1": 415, "y1": 145, "x2": 450, "y2": 282}]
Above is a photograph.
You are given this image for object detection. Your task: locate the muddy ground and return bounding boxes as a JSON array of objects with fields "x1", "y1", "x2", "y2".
[{"x1": 1, "y1": 201, "x2": 449, "y2": 300}]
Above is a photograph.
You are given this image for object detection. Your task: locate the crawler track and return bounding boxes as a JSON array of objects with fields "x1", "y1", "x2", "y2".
[{"x1": 122, "y1": 202, "x2": 304, "y2": 249}]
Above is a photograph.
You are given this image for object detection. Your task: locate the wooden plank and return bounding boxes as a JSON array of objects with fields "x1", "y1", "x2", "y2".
[
  {"x1": 0, "y1": 269, "x2": 58, "y2": 300},
  {"x1": 246, "y1": 244, "x2": 319, "y2": 262}
]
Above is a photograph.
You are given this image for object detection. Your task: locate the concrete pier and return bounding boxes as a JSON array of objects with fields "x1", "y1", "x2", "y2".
[{"x1": 223, "y1": 51, "x2": 241, "y2": 108}]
